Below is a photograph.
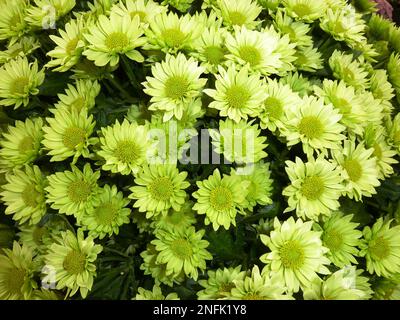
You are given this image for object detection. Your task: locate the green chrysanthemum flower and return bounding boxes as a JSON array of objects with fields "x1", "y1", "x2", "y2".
[
  {"x1": 0, "y1": 37, "x2": 40, "y2": 65},
  {"x1": 83, "y1": 13, "x2": 145, "y2": 67},
  {"x1": 162, "y1": 0, "x2": 194, "y2": 12},
  {"x1": 46, "y1": 17, "x2": 86, "y2": 72},
  {"x1": 134, "y1": 284, "x2": 180, "y2": 300},
  {"x1": 283, "y1": 0, "x2": 327, "y2": 22},
  {"x1": 204, "y1": 65, "x2": 267, "y2": 123},
  {"x1": 151, "y1": 201, "x2": 197, "y2": 233},
  {"x1": 332, "y1": 140, "x2": 380, "y2": 201},
  {"x1": 143, "y1": 53, "x2": 207, "y2": 122},
  {"x1": 369, "y1": 69, "x2": 395, "y2": 111},
  {"x1": 0, "y1": 241, "x2": 36, "y2": 300},
  {"x1": 0, "y1": 56, "x2": 45, "y2": 109},
  {"x1": 0, "y1": 0, "x2": 29, "y2": 43},
  {"x1": 129, "y1": 165, "x2": 190, "y2": 218},
  {"x1": 42, "y1": 109, "x2": 97, "y2": 164},
  {"x1": 260, "y1": 217, "x2": 331, "y2": 293},
  {"x1": 197, "y1": 266, "x2": 246, "y2": 300},
  {"x1": 387, "y1": 113, "x2": 400, "y2": 154},
  {"x1": 151, "y1": 227, "x2": 212, "y2": 281},
  {"x1": 111, "y1": 0, "x2": 167, "y2": 24},
  {"x1": 45, "y1": 164, "x2": 100, "y2": 219},
  {"x1": 209, "y1": 118, "x2": 268, "y2": 164},
  {"x1": 359, "y1": 218, "x2": 400, "y2": 278},
  {"x1": 44, "y1": 229, "x2": 102, "y2": 298},
  {"x1": 318, "y1": 212, "x2": 363, "y2": 268},
  {"x1": 329, "y1": 50, "x2": 370, "y2": 90},
  {"x1": 281, "y1": 96, "x2": 346, "y2": 157},
  {"x1": 0, "y1": 118, "x2": 43, "y2": 172},
  {"x1": 32, "y1": 289, "x2": 60, "y2": 300},
  {"x1": 53, "y1": 79, "x2": 101, "y2": 113},
  {"x1": 230, "y1": 266, "x2": 293, "y2": 300},
  {"x1": 280, "y1": 72, "x2": 313, "y2": 97},
  {"x1": 373, "y1": 277, "x2": 400, "y2": 300},
  {"x1": 80, "y1": 185, "x2": 131, "y2": 239},
  {"x1": 283, "y1": 157, "x2": 343, "y2": 221},
  {"x1": 259, "y1": 78, "x2": 301, "y2": 132},
  {"x1": 97, "y1": 119, "x2": 154, "y2": 175},
  {"x1": 214, "y1": 0, "x2": 262, "y2": 29},
  {"x1": 293, "y1": 45, "x2": 323, "y2": 72},
  {"x1": 193, "y1": 169, "x2": 249, "y2": 230},
  {"x1": 273, "y1": 11, "x2": 313, "y2": 47},
  {"x1": 1, "y1": 165, "x2": 47, "y2": 225},
  {"x1": 303, "y1": 267, "x2": 373, "y2": 300}
]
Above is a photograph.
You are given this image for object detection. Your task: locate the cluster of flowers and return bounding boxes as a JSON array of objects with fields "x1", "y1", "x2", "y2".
[{"x1": 0, "y1": 0, "x2": 400, "y2": 300}]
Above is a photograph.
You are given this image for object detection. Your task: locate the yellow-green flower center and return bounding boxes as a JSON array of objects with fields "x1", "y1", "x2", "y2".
[
  {"x1": 95, "y1": 202, "x2": 118, "y2": 225},
  {"x1": 219, "y1": 282, "x2": 235, "y2": 295},
  {"x1": 10, "y1": 77, "x2": 30, "y2": 95},
  {"x1": 166, "y1": 211, "x2": 183, "y2": 225},
  {"x1": 63, "y1": 250, "x2": 86, "y2": 274},
  {"x1": 265, "y1": 96, "x2": 283, "y2": 120},
  {"x1": 105, "y1": 32, "x2": 129, "y2": 51},
  {"x1": 171, "y1": 238, "x2": 193, "y2": 260},
  {"x1": 225, "y1": 85, "x2": 251, "y2": 109},
  {"x1": 70, "y1": 97, "x2": 86, "y2": 112},
  {"x1": 5, "y1": 268, "x2": 26, "y2": 296},
  {"x1": 149, "y1": 177, "x2": 174, "y2": 201},
  {"x1": 333, "y1": 21, "x2": 348, "y2": 34},
  {"x1": 22, "y1": 184, "x2": 40, "y2": 207},
  {"x1": 161, "y1": 28, "x2": 186, "y2": 48},
  {"x1": 32, "y1": 226, "x2": 47, "y2": 245},
  {"x1": 301, "y1": 176, "x2": 325, "y2": 200},
  {"x1": 342, "y1": 67, "x2": 356, "y2": 83},
  {"x1": 242, "y1": 293, "x2": 265, "y2": 300},
  {"x1": 228, "y1": 11, "x2": 247, "y2": 26},
  {"x1": 130, "y1": 10, "x2": 147, "y2": 21},
  {"x1": 292, "y1": 4, "x2": 312, "y2": 18},
  {"x1": 238, "y1": 45, "x2": 262, "y2": 66},
  {"x1": 330, "y1": 96, "x2": 352, "y2": 114},
  {"x1": 280, "y1": 240, "x2": 305, "y2": 269},
  {"x1": 204, "y1": 46, "x2": 225, "y2": 65},
  {"x1": 18, "y1": 136, "x2": 34, "y2": 153},
  {"x1": 62, "y1": 127, "x2": 86, "y2": 149},
  {"x1": 343, "y1": 159, "x2": 362, "y2": 182},
  {"x1": 67, "y1": 179, "x2": 92, "y2": 203},
  {"x1": 369, "y1": 236, "x2": 390, "y2": 260},
  {"x1": 210, "y1": 186, "x2": 233, "y2": 211},
  {"x1": 393, "y1": 131, "x2": 400, "y2": 144},
  {"x1": 323, "y1": 229, "x2": 343, "y2": 251},
  {"x1": 115, "y1": 140, "x2": 141, "y2": 163},
  {"x1": 298, "y1": 116, "x2": 324, "y2": 139},
  {"x1": 373, "y1": 143, "x2": 382, "y2": 160},
  {"x1": 165, "y1": 75, "x2": 189, "y2": 100},
  {"x1": 66, "y1": 37, "x2": 79, "y2": 55}
]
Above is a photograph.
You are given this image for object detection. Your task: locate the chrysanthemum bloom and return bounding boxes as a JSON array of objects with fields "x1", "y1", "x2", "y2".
[
  {"x1": 162, "y1": 0, "x2": 194, "y2": 12},
  {"x1": 83, "y1": 13, "x2": 146, "y2": 67},
  {"x1": 259, "y1": 78, "x2": 301, "y2": 132},
  {"x1": 230, "y1": 162, "x2": 273, "y2": 209},
  {"x1": 97, "y1": 119, "x2": 154, "y2": 175},
  {"x1": 329, "y1": 50, "x2": 370, "y2": 90},
  {"x1": 283, "y1": 157, "x2": 343, "y2": 220},
  {"x1": 45, "y1": 164, "x2": 100, "y2": 219},
  {"x1": 42, "y1": 108, "x2": 97, "y2": 164},
  {"x1": 281, "y1": 96, "x2": 346, "y2": 157},
  {"x1": 44, "y1": 229, "x2": 102, "y2": 298},
  {"x1": 370, "y1": 69, "x2": 395, "y2": 111},
  {"x1": 111, "y1": 0, "x2": 167, "y2": 24},
  {"x1": 80, "y1": 185, "x2": 131, "y2": 239},
  {"x1": 197, "y1": 266, "x2": 246, "y2": 299},
  {"x1": 0, "y1": 242, "x2": 36, "y2": 300},
  {"x1": 53, "y1": 79, "x2": 101, "y2": 113},
  {"x1": 143, "y1": 53, "x2": 206, "y2": 122},
  {"x1": 293, "y1": 45, "x2": 323, "y2": 72},
  {"x1": 129, "y1": 165, "x2": 190, "y2": 218},
  {"x1": 0, "y1": 118, "x2": 43, "y2": 172},
  {"x1": 151, "y1": 227, "x2": 212, "y2": 280},
  {"x1": 209, "y1": 119, "x2": 268, "y2": 164},
  {"x1": 204, "y1": 65, "x2": 267, "y2": 123},
  {"x1": 0, "y1": 57, "x2": 45, "y2": 109},
  {"x1": 273, "y1": 11, "x2": 313, "y2": 47},
  {"x1": 331, "y1": 140, "x2": 380, "y2": 201},
  {"x1": 25, "y1": 0, "x2": 76, "y2": 28},
  {"x1": 283, "y1": 0, "x2": 327, "y2": 22},
  {"x1": 280, "y1": 71, "x2": 312, "y2": 97},
  {"x1": 387, "y1": 53, "x2": 400, "y2": 94},
  {"x1": 225, "y1": 26, "x2": 293, "y2": 76},
  {"x1": 46, "y1": 17, "x2": 86, "y2": 72},
  {"x1": 303, "y1": 267, "x2": 373, "y2": 300},
  {"x1": 151, "y1": 201, "x2": 197, "y2": 233},
  {"x1": 230, "y1": 266, "x2": 293, "y2": 300},
  {"x1": 134, "y1": 284, "x2": 179, "y2": 300},
  {"x1": 143, "y1": 11, "x2": 202, "y2": 53},
  {"x1": 320, "y1": 5, "x2": 367, "y2": 48},
  {"x1": 359, "y1": 218, "x2": 400, "y2": 278},
  {"x1": 193, "y1": 169, "x2": 249, "y2": 230},
  {"x1": 189, "y1": 26, "x2": 228, "y2": 74},
  {"x1": 0, "y1": 0, "x2": 29, "y2": 43},
  {"x1": 0, "y1": 36, "x2": 40, "y2": 64},
  {"x1": 213, "y1": 0, "x2": 261, "y2": 29},
  {"x1": 373, "y1": 277, "x2": 400, "y2": 300},
  {"x1": 314, "y1": 80, "x2": 366, "y2": 136},
  {"x1": 387, "y1": 113, "x2": 400, "y2": 153},
  {"x1": 1, "y1": 165, "x2": 47, "y2": 225},
  {"x1": 260, "y1": 217, "x2": 331, "y2": 293},
  {"x1": 318, "y1": 212, "x2": 363, "y2": 268}
]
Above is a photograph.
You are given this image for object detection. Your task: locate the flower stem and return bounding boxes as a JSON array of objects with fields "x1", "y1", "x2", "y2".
[
  {"x1": 106, "y1": 74, "x2": 136, "y2": 102},
  {"x1": 121, "y1": 55, "x2": 140, "y2": 90}
]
